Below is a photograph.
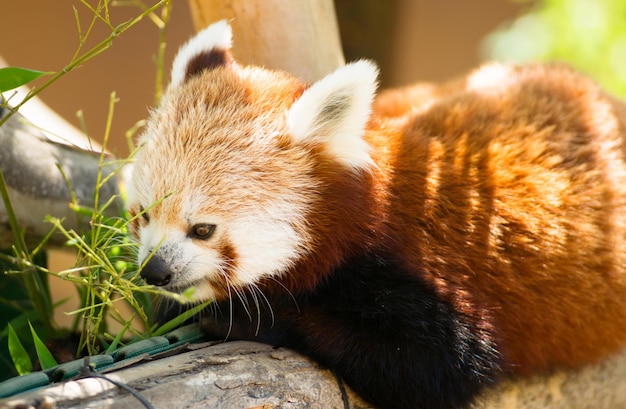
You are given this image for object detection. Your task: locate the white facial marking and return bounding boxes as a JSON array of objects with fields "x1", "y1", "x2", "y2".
[
  {"x1": 132, "y1": 189, "x2": 311, "y2": 303},
  {"x1": 227, "y1": 205, "x2": 308, "y2": 287}
]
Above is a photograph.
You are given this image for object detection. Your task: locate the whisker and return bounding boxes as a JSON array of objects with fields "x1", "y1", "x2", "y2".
[
  {"x1": 250, "y1": 283, "x2": 275, "y2": 332},
  {"x1": 266, "y1": 275, "x2": 300, "y2": 313},
  {"x1": 179, "y1": 255, "x2": 285, "y2": 340},
  {"x1": 247, "y1": 284, "x2": 263, "y2": 336}
]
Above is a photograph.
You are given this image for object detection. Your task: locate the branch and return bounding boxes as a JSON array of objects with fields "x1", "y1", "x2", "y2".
[
  {"x1": 0, "y1": 102, "x2": 121, "y2": 249},
  {"x1": 0, "y1": 341, "x2": 371, "y2": 408},
  {"x1": 2, "y1": 341, "x2": 626, "y2": 408}
]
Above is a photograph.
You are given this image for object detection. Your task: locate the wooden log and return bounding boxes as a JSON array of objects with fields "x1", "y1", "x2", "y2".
[
  {"x1": 0, "y1": 341, "x2": 372, "y2": 409},
  {"x1": 1, "y1": 341, "x2": 626, "y2": 408}
]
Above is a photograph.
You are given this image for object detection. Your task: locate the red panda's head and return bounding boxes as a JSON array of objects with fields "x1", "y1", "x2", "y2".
[{"x1": 125, "y1": 20, "x2": 378, "y2": 302}]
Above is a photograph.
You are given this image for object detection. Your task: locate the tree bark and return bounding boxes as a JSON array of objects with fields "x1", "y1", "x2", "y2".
[
  {"x1": 1, "y1": 341, "x2": 626, "y2": 408},
  {"x1": 0, "y1": 341, "x2": 373, "y2": 409}
]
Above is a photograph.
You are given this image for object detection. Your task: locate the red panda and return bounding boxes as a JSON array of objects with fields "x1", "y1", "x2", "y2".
[{"x1": 125, "y1": 20, "x2": 626, "y2": 409}]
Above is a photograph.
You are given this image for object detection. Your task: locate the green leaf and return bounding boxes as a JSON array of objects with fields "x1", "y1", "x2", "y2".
[
  {"x1": 104, "y1": 314, "x2": 134, "y2": 354},
  {"x1": 152, "y1": 301, "x2": 211, "y2": 337},
  {"x1": 0, "y1": 67, "x2": 52, "y2": 92},
  {"x1": 28, "y1": 322, "x2": 57, "y2": 370},
  {"x1": 7, "y1": 323, "x2": 32, "y2": 375}
]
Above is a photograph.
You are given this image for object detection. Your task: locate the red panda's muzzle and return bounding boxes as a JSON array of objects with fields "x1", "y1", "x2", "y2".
[{"x1": 141, "y1": 255, "x2": 172, "y2": 287}]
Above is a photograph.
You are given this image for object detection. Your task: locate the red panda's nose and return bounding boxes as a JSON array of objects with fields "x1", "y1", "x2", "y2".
[{"x1": 140, "y1": 255, "x2": 172, "y2": 286}]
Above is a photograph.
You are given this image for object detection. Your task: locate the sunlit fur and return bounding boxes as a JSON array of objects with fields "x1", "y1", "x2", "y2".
[
  {"x1": 371, "y1": 63, "x2": 626, "y2": 373},
  {"x1": 126, "y1": 21, "x2": 626, "y2": 409},
  {"x1": 287, "y1": 59, "x2": 378, "y2": 169}
]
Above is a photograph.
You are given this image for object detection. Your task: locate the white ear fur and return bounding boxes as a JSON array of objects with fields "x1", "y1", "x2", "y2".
[
  {"x1": 287, "y1": 60, "x2": 379, "y2": 170},
  {"x1": 170, "y1": 20, "x2": 233, "y2": 88}
]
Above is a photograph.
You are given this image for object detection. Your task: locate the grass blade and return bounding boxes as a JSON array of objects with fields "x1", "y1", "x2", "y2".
[
  {"x1": 104, "y1": 314, "x2": 134, "y2": 354},
  {"x1": 7, "y1": 323, "x2": 32, "y2": 375},
  {"x1": 0, "y1": 171, "x2": 54, "y2": 335},
  {"x1": 28, "y1": 322, "x2": 57, "y2": 370},
  {"x1": 152, "y1": 302, "x2": 210, "y2": 337}
]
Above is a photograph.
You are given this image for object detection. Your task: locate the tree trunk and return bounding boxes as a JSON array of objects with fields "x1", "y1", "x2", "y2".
[{"x1": 187, "y1": 0, "x2": 345, "y2": 82}]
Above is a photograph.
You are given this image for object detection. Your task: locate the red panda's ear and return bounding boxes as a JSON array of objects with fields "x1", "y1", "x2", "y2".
[
  {"x1": 170, "y1": 20, "x2": 234, "y2": 88},
  {"x1": 287, "y1": 60, "x2": 379, "y2": 170}
]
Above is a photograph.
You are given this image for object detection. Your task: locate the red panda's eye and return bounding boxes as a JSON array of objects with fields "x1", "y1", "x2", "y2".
[{"x1": 190, "y1": 224, "x2": 216, "y2": 240}]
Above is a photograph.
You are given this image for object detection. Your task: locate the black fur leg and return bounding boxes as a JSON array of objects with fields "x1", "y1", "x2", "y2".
[{"x1": 202, "y1": 253, "x2": 501, "y2": 409}]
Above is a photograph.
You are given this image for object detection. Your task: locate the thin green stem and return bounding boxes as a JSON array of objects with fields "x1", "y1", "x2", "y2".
[
  {"x1": 0, "y1": 0, "x2": 170, "y2": 127},
  {"x1": 154, "y1": 0, "x2": 171, "y2": 104},
  {"x1": 0, "y1": 171, "x2": 29, "y2": 261},
  {"x1": 0, "y1": 171, "x2": 54, "y2": 334}
]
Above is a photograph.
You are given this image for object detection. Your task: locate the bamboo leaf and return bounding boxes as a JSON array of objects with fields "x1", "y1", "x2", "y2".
[
  {"x1": 28, "y1": 322, "x2": 57, "y2": 370},
  {"x1": 7, "y1": 323, "x2": 33, "y2": 375},
  {"x1": 104, "y1": 314, "x2": 134, "y2": 354},
  {"x1": 0, "y1": 67, "x2": 53, "y2": 92},
  {"x1": 152, "y1": 301, "x2": 210, "y2": 337}
]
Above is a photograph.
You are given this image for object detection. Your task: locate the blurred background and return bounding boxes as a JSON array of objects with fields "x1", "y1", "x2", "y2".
[
  {"x1": 3, "y1": 0, "x2": 626, "y2": 158},
  {"x1": 1, "y1": 0, "x2": 625, "y2": 325}
]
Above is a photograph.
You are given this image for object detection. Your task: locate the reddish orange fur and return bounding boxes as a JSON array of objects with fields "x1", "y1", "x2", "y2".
[
  {"x1": 127, "y1": 22, "x2": 626, "y2": 406},
  {"x1": 358, "y1": 63, "x2": 626, "y2": 373},
  {"x1": 132, "y1": 54, "x2": 626, "y2": 379},
  {"x1": 198, "y1": 62, "x2": 626, "y2": 374}
]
